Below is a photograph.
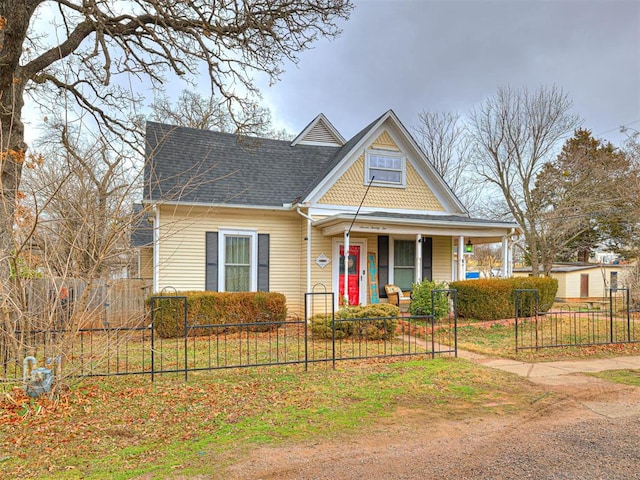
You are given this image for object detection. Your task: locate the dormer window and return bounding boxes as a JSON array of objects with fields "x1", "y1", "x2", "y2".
[{"x1": 365, "y1": 150, "x2": 406, "y2": 187}]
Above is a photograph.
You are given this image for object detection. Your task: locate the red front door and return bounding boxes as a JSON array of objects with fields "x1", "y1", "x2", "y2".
[{"x1": 339, "y1": 245, "x2": 360, "y2": 306}]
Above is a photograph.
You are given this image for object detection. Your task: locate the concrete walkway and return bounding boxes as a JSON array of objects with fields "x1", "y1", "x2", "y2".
[{"x1": 457, "y1": 348, "x2": 640, "y2": 386}]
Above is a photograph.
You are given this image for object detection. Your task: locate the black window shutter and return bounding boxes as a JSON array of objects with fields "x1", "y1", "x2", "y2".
[
  {"x1": 422, "y1": 237, "x2": 433, "y2": 281},
  {"x1": 205, "y1": 232, "x2": 218, "y2": 291},
  {"x1": 257, "y1": 234, "x2": 270, "y2": 292},
  {"x1": 378, "y1": 236, "x2": 389, "y2": 298}
]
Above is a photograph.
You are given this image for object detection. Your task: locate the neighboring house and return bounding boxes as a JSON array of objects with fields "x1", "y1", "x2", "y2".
[
  {"x1": 513, "y1": 263, "x2": 632, "y2": 301},
  {"x1": 139, "y1": 110, "x2": 521, "y2": 315}
]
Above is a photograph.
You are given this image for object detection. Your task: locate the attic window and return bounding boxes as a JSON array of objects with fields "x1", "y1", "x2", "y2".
[{"x1": 365, "y1": 150, "x2": 406, "y2": 187}]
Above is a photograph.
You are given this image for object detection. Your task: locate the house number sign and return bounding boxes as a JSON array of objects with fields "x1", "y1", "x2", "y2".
[{"x1": 315, "y1": 254, "x2": 331, "y2": 269}]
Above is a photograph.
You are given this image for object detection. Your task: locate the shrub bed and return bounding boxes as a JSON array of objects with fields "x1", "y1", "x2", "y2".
[
  {"x1": 450, "y1": 277, "x2": 558, "y2": 321},
  {"x1": 148, "y1": 291, "x2": 287, "y2": 338},
  {"x1": 311, "y1": 303, "x2": 399, "y2": 340}
]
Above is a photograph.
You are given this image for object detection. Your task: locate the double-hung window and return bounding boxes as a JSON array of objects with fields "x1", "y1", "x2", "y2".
[
  {"x1": 393, "y1": 239, "x2": 415, "y2": 291},
  {"x1": 219, "y1": 229, "x2": 257, "y2": 292},
  {"x1": 365, "y1": 150, "x2": 406, "y2": 187}
]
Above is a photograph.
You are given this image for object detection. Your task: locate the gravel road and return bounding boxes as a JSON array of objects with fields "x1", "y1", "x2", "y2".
[{"x1": 218, "y1": 375, "x2": 640, "y2": 480}]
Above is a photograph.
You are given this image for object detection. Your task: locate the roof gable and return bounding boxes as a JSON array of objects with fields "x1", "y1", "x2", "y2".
[
  {"x1": 301, "y1": 110, "x2": 468, "y2": 215},
  {"x1": 290, "y1": 113, "x2": 345, "y2": 147}
]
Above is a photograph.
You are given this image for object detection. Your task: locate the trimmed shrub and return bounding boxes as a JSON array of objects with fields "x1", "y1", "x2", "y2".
[
  {"x1": 450, "y1": 277, "x2": 558, "y2": 321},
  {"x1": 148, "y1": 291, "x2": 287, "y2": 338},
  {"x1": 311, "y1": 303, "x2": 399, "y2": 340},
  {"x1": 450, "y1": 279, "x2": 513, "y2": 321},
  {"x1": 409, "y1": 279, "x2": 450, "y2": 319},
  {"x1": 511, "y1": 276, "x2": 558, "y2": 315}
]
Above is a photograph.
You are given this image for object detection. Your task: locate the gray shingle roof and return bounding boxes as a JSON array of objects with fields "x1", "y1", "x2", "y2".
[
  {"x1": 130, "y1": 203, "x2": 153, "y2": 247},
  {"x1": 144, "y1": 122, "x2": 342, "y2": 207}
]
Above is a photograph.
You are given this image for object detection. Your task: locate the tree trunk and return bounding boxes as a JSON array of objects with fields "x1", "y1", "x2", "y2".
[{"x1": 1, "y1": 2, "x2": 31, "y2": 356}]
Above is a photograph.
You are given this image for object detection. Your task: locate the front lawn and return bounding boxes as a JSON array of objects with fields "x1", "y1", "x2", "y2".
[{"x1": 1, "y1": 358, "x2": 544, "y2": 479}]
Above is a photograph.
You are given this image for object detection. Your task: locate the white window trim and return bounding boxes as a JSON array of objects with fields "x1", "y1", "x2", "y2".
[
  {"x1": 364, "y1": 149, "x2": 406, "y2": 188},
  {"x1": 389, "y1": 236, "x2": 417, "y2": 290},
  {"x1": 218, "y1": 229, "x2": 258, "y2": 292}
]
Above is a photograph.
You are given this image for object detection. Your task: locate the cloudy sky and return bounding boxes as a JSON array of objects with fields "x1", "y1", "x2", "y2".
[{"x1": 256, "y1": 0, "x2": 640, "y2": 146}]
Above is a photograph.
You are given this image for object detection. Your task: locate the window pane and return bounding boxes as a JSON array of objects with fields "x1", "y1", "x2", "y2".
[
  {"x1": 394, "y1": 240, "x2": 415, "y2": 291},
  {"x1": 394, "y1": 240, "x2": 415, "y2": 267},
  {"x1": 371, "y1": 169, "x2": 402, "y2": 183},
  {"x1": 226, "y1": 266, "x2": 250, "y2": 291},
  {"x1": 394, "y1": 268, "x2": 414, "y2": 291},
  {"x1": 226, "y1": 236, "x2": 250, "y2": 264},
  {"x1": 225, "y1": 235, "x2": 251, "y2": 292}
]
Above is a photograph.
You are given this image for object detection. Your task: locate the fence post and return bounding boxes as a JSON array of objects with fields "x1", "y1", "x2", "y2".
[
  {"x1": 184, "y1": 298, "x2": 188, "y2": 382},
  {"x1": 150, "y1": 297, "x2": 156, "y2": 383},
  {"x1": 609, "y1": 288, "x2": 614, "y2": 343},
  {"x1": 626, "y1": 288, "x2": 631, "y2": 343}
]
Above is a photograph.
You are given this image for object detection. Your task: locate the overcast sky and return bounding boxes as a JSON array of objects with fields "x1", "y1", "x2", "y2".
[{"x1": 256, "y1": 0, "x2": 640, "y2": 147}]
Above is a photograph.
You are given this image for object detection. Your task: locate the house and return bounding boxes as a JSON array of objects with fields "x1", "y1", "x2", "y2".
[
  {"x1": 513, "y1": 263, "x2": 632, "y2": 301},
  {"x1": 138, "y1": 110, "x2": 521, "y2": 315}
]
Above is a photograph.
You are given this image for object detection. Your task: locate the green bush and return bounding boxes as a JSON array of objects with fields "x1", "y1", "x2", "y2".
[
  {"x1": 311, "y1": 303, "x2": 399, "y2": 340},
  {"x1": 148, "y1": 291, "x2": 287, "y2": 338},
  {"x1": 409, "y1": 279, "x2": 450, "y2": 319},
  {"x1": 510, "y1": 276, "x2": 558, "y2": 313},
  {"x1": 450, "y1": 277, "x2": 558, "y2": 321}
]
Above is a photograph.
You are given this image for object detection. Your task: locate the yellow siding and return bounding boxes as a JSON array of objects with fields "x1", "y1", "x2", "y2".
[
  {"x1": 157, "y1": 206, "x2": 458, "y2": 315},
  {"x1": 318, "y1": 155, "x2": 444, "y2": 210},
  {"x1": 157, "y1": 205, "x2": 305, "y2": 314},
  {"x1": 432, "y1": 236, "x2": 453, "y2": 282},
  {"x1": 371, "y1": 131, "x2": 400, "y2": 151}
]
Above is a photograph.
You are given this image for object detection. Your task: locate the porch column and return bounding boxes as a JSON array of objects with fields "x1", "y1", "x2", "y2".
[
  {"x1": 343, "y1": 230, "x2": 350, "y2": 305},
  {"x1": 457, "y1": 236, "x2": 465, "y2": 281},
  {"x1": 415, "y1": 234, "x2": 422, "y2": 284},
  {"x1": 306, "y1": 217, "x2": 312, "y2": 292},
  {"x1": 501, "y1": 236, "x2": 508, "y2": 278}
]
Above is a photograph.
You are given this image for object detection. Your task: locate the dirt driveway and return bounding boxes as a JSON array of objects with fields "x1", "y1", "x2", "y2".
[{"x1": 218, "y1": 373, "x2": 640, "y2": 480}]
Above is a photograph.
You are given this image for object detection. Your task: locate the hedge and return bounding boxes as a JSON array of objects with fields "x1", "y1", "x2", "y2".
[
  {"x1": 311, "y1": 303, "x2": 399, "y2": 340},
  {"x1": 148, "y1": 291, "x2": 287, "y2": 338},
  {"x1": 449, "y1": 277, "x2": 558, "y2": 321}
]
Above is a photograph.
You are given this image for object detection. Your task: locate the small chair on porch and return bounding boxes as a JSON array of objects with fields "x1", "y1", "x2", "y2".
[{"x1": 384, "y1": 284, "x2": 411, "y2": 313}]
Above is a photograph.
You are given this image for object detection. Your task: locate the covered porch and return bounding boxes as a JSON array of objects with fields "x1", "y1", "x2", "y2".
[{"x1": 308, "y1": 212, "x2": 521, "y2": 307}]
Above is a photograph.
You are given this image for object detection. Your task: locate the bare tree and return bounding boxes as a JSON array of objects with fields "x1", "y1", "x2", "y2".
[
  {"x1": 412, "y1": 111, "x2": 476, "y2": 209},
  {"x1": 21, "y1": 124, "x2": 137, "y2": 278},
  {"x1": 150, "y1": 89, "x2": 292, "y2": 139},
  {"x1": 470, "y1": 244, "x2": 503, "y2": 278},
  {"x1": 468, "y1": 85, "x2": 581, "y2": 276}
]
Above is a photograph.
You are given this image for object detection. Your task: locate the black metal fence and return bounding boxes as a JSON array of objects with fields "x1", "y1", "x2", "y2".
[
  {"x1": 515, "y1": 288, "x2": 638, "y2": 351},
  {"x1": 1, "y1": 290, "x2": 458, "y2": 385}
]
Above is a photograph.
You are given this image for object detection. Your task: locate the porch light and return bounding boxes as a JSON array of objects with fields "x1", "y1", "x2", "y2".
[{"x1": 465, "y1": 240, "x2": 474, "y2": 254}]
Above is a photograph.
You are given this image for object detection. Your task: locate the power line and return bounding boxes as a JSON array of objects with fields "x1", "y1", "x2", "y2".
[{"x1": 596, "y1": 119, "x2": 640, "y2": 137}]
